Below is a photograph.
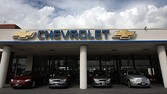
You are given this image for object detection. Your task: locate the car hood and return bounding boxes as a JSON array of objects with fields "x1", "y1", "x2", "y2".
[
  {"x1": 128, "y1": 75, "x2": 147, "y2": 79},
  {"x1": 50, "y1": 76, "x2": 67, "y2": 79},
  {"x1": 13, "y1": 76, "x2": 32, "y2": 80}
]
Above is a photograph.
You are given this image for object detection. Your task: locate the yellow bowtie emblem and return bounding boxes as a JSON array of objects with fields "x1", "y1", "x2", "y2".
[
  {"x1": 113, "y1": 30, "x2": 136, "y2": 40},
  {"x1": 13, "y1": 31, "x2": 36, "y2": 40}
]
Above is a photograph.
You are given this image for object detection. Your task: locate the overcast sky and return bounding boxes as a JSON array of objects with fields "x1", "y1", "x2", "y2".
[{"x1": 0, "y1": 0, "x2": 167, "y2": 29}]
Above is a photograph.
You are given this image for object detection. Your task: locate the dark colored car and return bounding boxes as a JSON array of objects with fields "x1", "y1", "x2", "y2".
[
  {"x1": 49, "y1": 70, "x2": 72, "y2": 88},
  {"x1": 10, "y1": 71, "x2": 45, "y2": 88},
  {"x1": 120, "y1": 70, "x2": 151, "y2": 88},
  {"x1": 91, "y1": 71, "x2": 112, "y2": 87}
]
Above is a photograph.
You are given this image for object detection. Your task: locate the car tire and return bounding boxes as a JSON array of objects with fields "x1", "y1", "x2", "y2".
[
  {"x1": 31, "y1": 81, "x2": 36, "y2": 88},
  {"x1": 127, "y1": 81, "x2": 131, "y2": 88}
]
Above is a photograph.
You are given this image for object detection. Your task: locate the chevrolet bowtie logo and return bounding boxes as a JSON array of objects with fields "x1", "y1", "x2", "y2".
[
  {"x1": 13, "y1": 31, "x2": 36, "y2": 40},
  {"x1": 112, "y1": 30, "x2": 136, "y2": 40}
]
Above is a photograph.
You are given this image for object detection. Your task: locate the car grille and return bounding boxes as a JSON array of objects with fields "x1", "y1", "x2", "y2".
[
  {"x1": 136, "y1": 78, "x2": 147, "y2": 82},
  {"x1": 13, "y1": 80, "x2": 24, "y2": 83},
  {"x1": 99, "y1": 79, "x2": 107, "y2": 81},
  {"x1": 53, "y1": 80, "x2": 61, "y2": 82}
]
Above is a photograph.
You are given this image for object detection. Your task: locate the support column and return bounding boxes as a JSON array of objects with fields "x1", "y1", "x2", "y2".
[
  {"x1": 80, "y1": 45, "x2": 87, "y2": 89},
  {"x1": 0, "y1": 46, "x2": 11, "y2": 88},
  {"x1": 157, "y1": 45, "x2": 167, "y2": 88},
  {"x1": 25, "y1": 55, "x2": 33, "y2": 71}
]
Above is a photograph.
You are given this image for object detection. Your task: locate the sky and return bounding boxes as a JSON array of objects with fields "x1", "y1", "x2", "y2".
[{"x1": 0, "y1": 0, "x2": 167, "y2": 29}]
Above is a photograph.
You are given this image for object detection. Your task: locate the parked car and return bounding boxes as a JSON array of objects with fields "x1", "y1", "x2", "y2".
[
  {"x1": 49, "y1": 70, "x2": 72, "y2": 88},
  {"x1": 10, "y1": 71, "x2": 45, "y2": 88},
  {"x1": 120, "y1": 70, "x2": 151, "y2": 88},
  {"x1": 91, "y1": 70, "x2": 112, "y2": 87}
]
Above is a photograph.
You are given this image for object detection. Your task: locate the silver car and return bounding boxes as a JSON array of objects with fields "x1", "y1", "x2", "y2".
[
  {"x1": 92, "y1": 71, "x2": 111, "y2": 87},
  {"x1": 120, "y1": 70, "x2": 151, "y2": 88},
  {"x1": 49, "y1": 71, "x2": 71, "y2": 88}
]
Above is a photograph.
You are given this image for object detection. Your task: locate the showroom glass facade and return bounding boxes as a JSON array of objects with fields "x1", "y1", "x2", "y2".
[
  {"x1": 10, "y1": 56, "x2": 27, "y2": 76},
  {"x1": 8, "y1": 55, "x2": 162, "y2": 84}
]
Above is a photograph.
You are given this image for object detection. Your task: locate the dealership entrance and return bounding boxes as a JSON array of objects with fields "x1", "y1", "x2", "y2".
[{"x1": 9, "y1": 54, "x2": 162, "y2": 86}]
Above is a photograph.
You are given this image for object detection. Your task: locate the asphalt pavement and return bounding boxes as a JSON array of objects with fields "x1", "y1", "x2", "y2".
[{"x1": 0, "y1": 84, "x2": 167, "y2": 94}]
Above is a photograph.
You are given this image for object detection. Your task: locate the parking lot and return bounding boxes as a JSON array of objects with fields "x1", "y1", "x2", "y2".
[{"x1": 0, "y1": 84, "x2": 167, "y2": 94}]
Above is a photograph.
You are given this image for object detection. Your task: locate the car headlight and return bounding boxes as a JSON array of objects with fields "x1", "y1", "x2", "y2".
[
  {"x1": 107, "y1": 79, "x2": 111, "y2": 82},
  {"x1": 130, "y1": 78, "x2": 137, "y2": 82},
  {"x1": 93, "y1": 79, "x2": 99, "y2": 82},
  {"x1": 11, "y1": 79, "x2": 14, "y2": 82},
  {"x1": 49, "y1": 79, "x2": 53, "y2": 82},
  {"x1": 146, "y1": 79, "x2": 150, "y2": 82},
  {"x1": 25, "y1": 79, "x2": 31, "y2": 82},
  {"x1": 62, "y1": 79, "x2": 67, "y2": 82}
]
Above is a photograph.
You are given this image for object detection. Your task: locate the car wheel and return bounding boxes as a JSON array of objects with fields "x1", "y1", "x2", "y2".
[
  {"x1": 31, "y1": 81, "x2": 36, "y2": 88},
  {"x1": 127, "y1": 81, "x2": 131, "y2": 88}
]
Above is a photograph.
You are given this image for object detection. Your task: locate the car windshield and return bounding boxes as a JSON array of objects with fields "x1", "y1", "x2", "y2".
[
  {"x1": 20, "y1": 71, "x2": 32, "y2": 76},
  {"x1": 52, "y1": 71, "x2": 68, "y2": 76},
  {"x1": 128, "y1": 70, "x2": 142, "y2": 75},
  {"x1": 94, "y1": 71, "x2": 108, "y2": 76}
]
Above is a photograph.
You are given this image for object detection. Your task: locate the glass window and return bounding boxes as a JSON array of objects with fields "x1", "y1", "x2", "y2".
[
  {"x1": 117, "y1": 56, "x2": 134, "y2": 70},
  {"x1": 33, "y1": 56, "x2": 49, "y2": 71},
  {"x1": 67, "y1": 56, "x2": 79, "y2": 71},
  {"x1": 128, "y1": 70, "x2": 141, "y2": 75},
  {"x1": 150, "y1": 56, "x2": 162, "y2": 83},
  {"x1": 17, "y1": 58, "x2": 26, "y2": 75},
  {"x1": 134, "y1": 56, "x2": 150, "y2": 74},
  {"x1": 11, "y1": 56, "x2": 27, "y2": 77},
  {"x1": 88, "y1": 56, "x2": 100, "y2": 72},
  {"x1": 50, "y1": 56, "x2": 59, "y2": 71},
  {"x1": 101, "y1": 56, "x2": 117, "y2": 72}
]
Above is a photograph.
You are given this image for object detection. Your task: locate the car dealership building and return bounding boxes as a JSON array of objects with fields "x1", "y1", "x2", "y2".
[{"x1": 0, "y1": 24, "x2": 167, "y2": 89}]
